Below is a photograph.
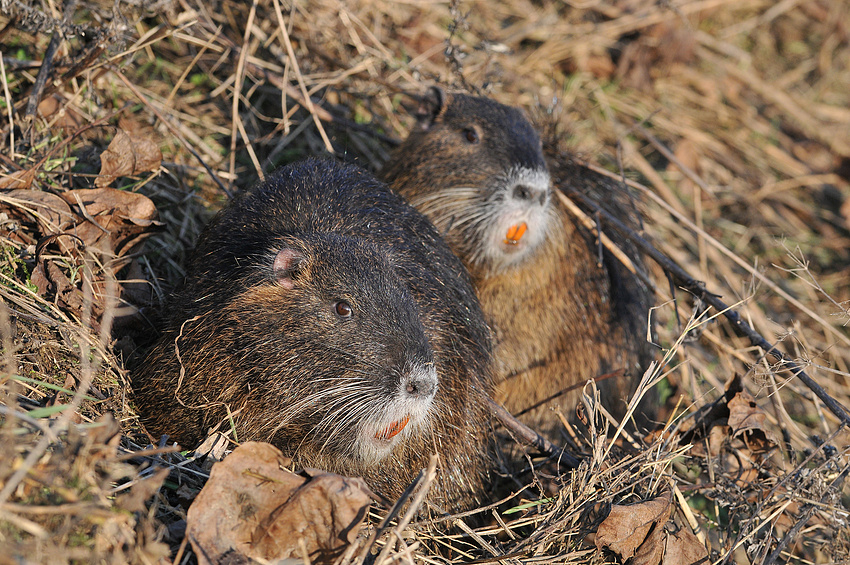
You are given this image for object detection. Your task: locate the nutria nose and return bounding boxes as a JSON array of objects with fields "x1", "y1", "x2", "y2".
[
  {"x1": 512, "y1": 184, "x2": 534, "y2": 201},
  {"x1": 404, "y1": 365, "x2": 438, "y2": 399},
  {"x1": 512, "y1": 184, "x2": 549, "y2": 206}
]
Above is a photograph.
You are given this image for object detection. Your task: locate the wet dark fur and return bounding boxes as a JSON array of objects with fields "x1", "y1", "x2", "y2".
[
  {"x1": 133, "y1": 159, "x2": 493, "y2": 509},
  {"x1": 381, "y1": 89, "x2": 655, "y2": 438}
]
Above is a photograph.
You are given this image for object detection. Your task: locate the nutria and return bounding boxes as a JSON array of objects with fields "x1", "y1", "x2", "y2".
[
  {"x1": 380, "y1": 88, "x2": 655, "y2": 437},
  {"x1": 132, "y1": 159, "x2": 493, "y2": 509}
]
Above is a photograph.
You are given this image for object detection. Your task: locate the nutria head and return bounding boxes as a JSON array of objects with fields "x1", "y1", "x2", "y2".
[
  {"x1": 381, "y1": 87, "x2": 553, "y2": 276},
  {"x1": 252, "y1": 234, "x2": 441, "y2": 467}
]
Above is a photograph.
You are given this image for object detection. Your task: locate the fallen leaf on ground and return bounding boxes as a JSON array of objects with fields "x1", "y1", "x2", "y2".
[
  {"x1": 0, "y1": 169, "x2": 37, "y2": 190},
  {"x1": 727, "y1": 388, "x2": 779, "y2": 452},
  {"x1": 596, "y1": 491, "x2": 673, "y2": 561},
  {"x1": 659, "y1": 525, "x2": 709, "y2": 565},
  {"x1": 37, "y1": 94, "x2": 82, "y2": 131},
  {"x1": 60, "y1": 187, "x2": 162, "y2": 262},
  {"x1": 193, "y1": 432, "x2": 232, "y2": 473},
  {"x1": 187, "y1": 441, "x2": 373, "y2": 565},
  {"x1": 31, "y1": 259, "x2": 83, "y2": 308},
  {"x1": 0, "y1": 189, "x2": 75, "y2": 241},
  {"x1": 681, "y1": 374, "x2": 777, "y2": 452},
  {"x1": 596, "y1": 491, "x2": 708, "y2": 565},
  {"x1": 679, "y1": 374, "x2": 778, "y2": 487},
  {"x1": 96, "y1": 129, "x2": 162, "y2": 188},
  {"x1": 3, "y1": 186, "x2": 161, "y2": 327}
]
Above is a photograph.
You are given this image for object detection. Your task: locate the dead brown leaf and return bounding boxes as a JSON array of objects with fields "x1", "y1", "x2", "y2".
[
  {"x1": 95, "y1": 129, "x2": 162, "y2": 188},
  {"x1": 680, "y1": 375, "x2": 778, "y2": 487},
  {"x1": 37, "y1": 95, "x2": 83, "y2": 131},
  {"x1": 727, "y1": 390, "x2": 765, "y2": 432},
  {"x1": 0, "y1": 169, "x2": 37, "y2": 190},
  {"x1": 597, "y1": 491, "x2": 707, "y2": 565},
  {"x1": 682, "y1": 374, "x2": 777, "y2": 451},
  {"x1": 661, "y1": 525, "x2": 709, "y2": 565},
  {"x1": 633, "y1": 515, "x2": 666, "y2": 565},
  {"x1": 30, "y1": 259, "x2": 100, "y2": 328},
  {"x1": 2, "y1": 187, "x2": 160, "y2": 327},
  {"x1": 596, "y1": 491, "x2": 672, "y2": 561},
  {"x1": 60, "y1": 188, "x2": 162, "y2": 261},
  {"x1": 0, "y1": 189, "x2": 75, "y2": 243},
  {"x1": 727, "y1": 389, "x2": 779, "y2": 452},
  {"x1": 186, "y1": 441, "x2": 373, "y2": 565}
]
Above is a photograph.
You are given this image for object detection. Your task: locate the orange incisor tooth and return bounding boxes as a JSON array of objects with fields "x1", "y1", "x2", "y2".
[
  {"x1": 505, "y1": 222, "x2": 528, "y2": 244},
  {"x1": 376, "y1": 415, "x2": 410, "y2": 440}
]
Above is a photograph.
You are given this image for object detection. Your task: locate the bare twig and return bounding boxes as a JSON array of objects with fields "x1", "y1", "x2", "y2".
[
  {"x1": 765, "y1": 460, "x2": 849, "y2": 564},
  {"x1": 374, "y1": 456, "x2": 438, "y2": 565},
  {"x1": 584, "y1": 162, "x2": 850, "y2": 349},
  {"x1": 488, "y1": 398, "x2": 581, "y2": 468},
  {"x1": 23, "y1": 0, "x2": 77, "y2": 137},
  {"x1": 560, "y1": 185, "x2": 850, "y2": 426},
  {"x1": 556, "y1": 191, "x2": 638, "y2": 275}
]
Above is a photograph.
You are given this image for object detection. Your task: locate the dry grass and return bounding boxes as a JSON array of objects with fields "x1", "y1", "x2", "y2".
[{"x1": 1, "y1": 0, "x2": 849, "y2": 563}]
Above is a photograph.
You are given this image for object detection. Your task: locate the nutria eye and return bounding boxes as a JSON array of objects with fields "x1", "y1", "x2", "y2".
[
  {"x1": 334, "y1": 300, "x2": 353, "y2": 319},
  {"x1": 463, "y1": 128, "x2": 479, "y2": 144}
]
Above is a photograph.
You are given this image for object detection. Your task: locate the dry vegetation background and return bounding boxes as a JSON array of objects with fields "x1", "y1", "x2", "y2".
[{"x1": 0, "y1": 0, "x2": 849, "y2": 563}]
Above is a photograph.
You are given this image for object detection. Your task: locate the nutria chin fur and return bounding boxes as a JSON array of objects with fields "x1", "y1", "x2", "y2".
[
  {"x1": 380, "y1": 87, "x2": 655, "y2": 438},
  {"x1": 132, "y1": 158, "x2": 494, "y2": 510}
]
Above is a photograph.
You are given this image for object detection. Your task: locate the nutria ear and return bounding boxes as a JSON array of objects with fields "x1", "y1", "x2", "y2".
[
  {"x1": 414, "y1": 86, "x2": 447, "y2": 131},
  {"x1": 273, "y1": 248, "x2": 304, "y2": 290}
]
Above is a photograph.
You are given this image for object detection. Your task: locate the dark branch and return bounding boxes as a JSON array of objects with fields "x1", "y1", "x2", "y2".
[
  {"x1": 488, "y1": 398, "x2": 581, "y2": 468},
  {"x1": 560, "y1": 185, "x2": 850, "y2": 427}
]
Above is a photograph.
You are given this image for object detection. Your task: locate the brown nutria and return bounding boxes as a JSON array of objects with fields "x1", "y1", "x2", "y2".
[
  {"x1": 380, "y1": 87, "x2": 655, "y2": 438},
  {"x1": 132, "y1": 158, "x2": 493, "y2": 510}
]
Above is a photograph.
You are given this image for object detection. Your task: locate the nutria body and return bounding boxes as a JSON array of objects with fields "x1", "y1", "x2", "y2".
[
  {"x1": 381, "y1": 88, "x2": 655, "y2": 437},
  {"x1": 133, "y1": 159, "x2": 493, "y2": 509}
]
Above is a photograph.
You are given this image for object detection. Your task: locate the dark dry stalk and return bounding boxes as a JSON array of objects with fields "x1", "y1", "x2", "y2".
[
  {"x1": 722, "y1": 433, "x2": 849, "y2": 565},
  {"x1": 488, "y1": 399, "x2": 580, "y2": 468},
  {"x1": 23, "y1": 0, "x2": 77, "y2": 135},
  {"x1": 355, "y1": 467, "x2": 426, "y2": 563},
  {"x1": 47, "y1": 41, "x2": 106, "y2": 98},
  {"x1": 23, "y1": 30, "x2": 61, "y2": 123},
  {"x1": 560, "y1": 185, "x2": 850, "y2": 427},
  {"x1": 764, "y1": 463, "x2": 849, "y2": 565}
]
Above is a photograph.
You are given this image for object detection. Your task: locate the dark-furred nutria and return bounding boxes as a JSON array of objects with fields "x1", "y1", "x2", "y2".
[
  {"x1": 380, "y1": 87, "x2": 655, "y2": 438},
  {"x1": 132, "y1": 158, "x2": 493, "y2": 510}
]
